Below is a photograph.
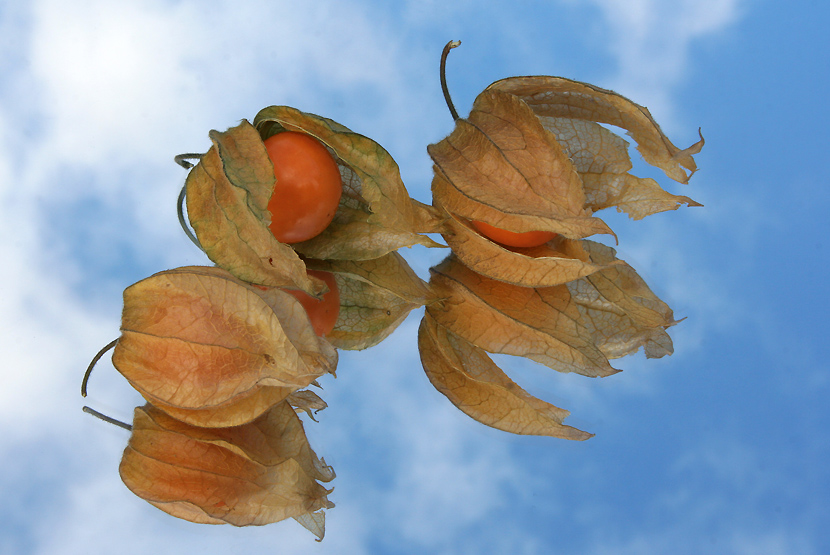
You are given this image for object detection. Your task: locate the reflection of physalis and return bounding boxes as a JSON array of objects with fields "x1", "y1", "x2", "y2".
[
  {"x1": 181, "y1": 107, "x2": 440, "y2": 349},
  {"x1": 420, "y1": 249, "x2": 678, "y2": 440},
  {"x1": 82, "y1": 266, "x2": 337, "y2": 538},
  {"x1": 120, "y1": 402, "x2": 335, "y2": 540},
  {"x1": 420, "y1": 51, "x2": 702, "y2": 439}
]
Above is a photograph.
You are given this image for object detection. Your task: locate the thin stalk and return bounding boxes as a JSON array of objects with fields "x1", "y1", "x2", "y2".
[
  {"x1": 174, "y1": 153, "x2": 203, "y2": 169},
  {"x1": 81, "y1": 339, "x2": 132, "y2": 432},
  {"x1": 82, "y1": 406, "x2": 132, "y2": 431},
  {"x1": 177, "y1": 183, "x2": 203, "y2": 251},
  {"x1": 440, "y1": 40, "x2": 462, "y2": 121},
  {"x1": 81, "y1": 338, "x2": 118, "y2": 397},
  {"x1": 173, "y1": 153, "x2": 205, "y2": 251}
]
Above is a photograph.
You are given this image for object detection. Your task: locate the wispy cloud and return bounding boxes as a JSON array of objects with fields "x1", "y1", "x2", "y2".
[
  {"x1": 27, "y1": 0, "x2": 406, "y2": 167},
  {"x1": 576, "y1": 0, "x2": 743, "y2": 128}
]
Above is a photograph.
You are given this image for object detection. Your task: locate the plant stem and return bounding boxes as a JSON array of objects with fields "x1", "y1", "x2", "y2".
[
  {"x1": 177, "y1": 184, "x2": 203, "y2": 251},
  {"x1": 81, "y1": 338, "x2": 118, "y2": 397},
  {"x1": 440, "y1": 40, "x2": 462, "y2": 121},
  {"x1": 81, "y1": 339, "x2": 132, "y2": 431},
  {"x1": 173, "y1": 153, "x2": 205, "y2": 250},
  {"x1": 174, "y1": 153, "x2": 203, "y2": 169},
  {"x1": 82, "y1": 406, "x2": 132, "y2": 431}
]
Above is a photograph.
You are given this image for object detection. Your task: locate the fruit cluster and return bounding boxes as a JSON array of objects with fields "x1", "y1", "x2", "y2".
[
  {"x1": 83, "y1": 42, "x2": 702, "y2": 540},
  {"x1": 420, "y1": 70, "x2": 703, "y2": 440}
]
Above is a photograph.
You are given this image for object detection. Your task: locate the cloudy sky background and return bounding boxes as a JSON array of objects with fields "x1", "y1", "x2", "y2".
[{"x1": 1, "y1": 0, "x2": 828, "y2": 553}]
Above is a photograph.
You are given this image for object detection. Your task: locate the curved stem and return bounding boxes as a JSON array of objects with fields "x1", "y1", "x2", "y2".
[
  {"x1": 177, "y1": 184, "x2": 204, "y2": 251},
  {"x1": 174, "y1": 153, "x2": 203, "y2": 169},
  {"x1": 440, "y1": 40, "x2": 462, "y2": 121},
  {"x1": 81, "y1": 338, "x2": 118, "y2": 397},
  {"x1": 173, "y1": 152, "x2": 205, "y2": 251},
  {"x1": 82, "y1": 406, "x2": 132, "y2": 431},
  {"x1": 81, "y1": 340, "x2": 132, "y2": 432}
]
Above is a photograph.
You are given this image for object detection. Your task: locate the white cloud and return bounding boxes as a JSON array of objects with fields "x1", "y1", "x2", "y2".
[
  {"x1": 29, "y1": 0, "x2": 200, "y2": 168},
  {"x1": 0, "y1": 120, "x2": 116, "y2": 438},
  {"x1": 576, "y1": 0, "x2": 743, "y2": 128},
  {"x1": 383, "y1": 398, "x2": 516, "y2": 547},
  {"x1": 27, "y1": 0, "x2": 405, "y2": 168}
]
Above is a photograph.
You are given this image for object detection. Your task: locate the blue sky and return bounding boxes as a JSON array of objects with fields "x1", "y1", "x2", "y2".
[{"x1": 1, "y1": 0, "x2": 828, "y2": 553}]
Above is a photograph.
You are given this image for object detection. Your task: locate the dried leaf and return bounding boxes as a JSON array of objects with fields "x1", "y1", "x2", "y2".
[
  {"x1": 112, "y1": 266, "x2": 337, "y2": 427},
  {"x1": 253, "y1": 106, "x2": 442, "y2": 257},
  {"x1": 568, "y1": 241, "x2": 677, "y2": 359},
  {"x1": 293, "y1": 512, "x2": 328, "y2": 542},
  {"x1": 185, "y1": 121, "x2": 320, "y2": 295},
  {"x1": 426, "y1": 255, "x2": 618, "y2": 378},
  {"x1": 291, "y1": 206, "x2": 443, "y2": 261},
  {"x1": 539, "y1": 116, "x2": 701, "y2": 218},
  {"x1": 486, "y1": 76, "x2": 704, "y2": 184},
  {"x1": 410, "y1": 198, "x2": 448, "y2": 235},
  {"x1": 583, "y1": 173, "x2": 702, "y2": 220},
  {"x1": 307, "y1": 251, "x2": 432, "y2": 305},
  {"x1": 419, "y1": 314, "x2": 591, "y2": 440},
  {"x1": 324, "y1": 275, "x2": 414, "y2": 351},
  {"x1": 147, "y1": 385, "x2": 294, "y2": 430},
  {"x1": 120, "y1": 402, "x2": 334, "y2": 538},
  {"x1": 306, "y1": 252, "x2": 433, "y2": 350},
  {"x1": 428, "y1": 90, "x2": 615, "y2": 240},
  {"x1": 436, "y1": 205, "x2": 614, "y2": 287},
  {"x1": 287, "y1": 390, "x2": 328, "y2": 420}
]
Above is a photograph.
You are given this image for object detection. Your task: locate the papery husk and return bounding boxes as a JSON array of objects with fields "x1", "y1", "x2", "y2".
[
  {"x1": 428, "y1": 90, "x2": 615, "y2": 241},
  {"x1": 436, "y1": 205, "x2": 616, "y2": 287},
  {"x1": 306, "y1": 252, "x2": 434, "y2": 350},
  {"x1": 120, "y1": 402, "x2": 334, "y2": 539},
  {"x1": 568, "y1": 241, "x2": 678, "y2": 359},
  {"x1": 486, "y1": 76, "x2": 704, "y2": 184},
  {"x1": 419, "y1": 314, "x2": 592, "y2": 440},
  {"x1": 539, "y1": 116, "x2": 701, "y2": 218},
  {"x1": 185, "y1": 121, "x2": 321, "y2": 295},
  {"x1": 426, "y1": 255, "x2": 618, "y2": 378},
  {"x1": 185, "y1": 110, "x2": 444, "y2": 293},
  {"x1": 112, "y1": 266, "x2": 337, "y2": 427},
  {"x1": 254, "y1": 106, "x2": 444, "y2": 259},
  {"x1": 418, "y1": 246, "x2": 679, "y2": 439}
]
